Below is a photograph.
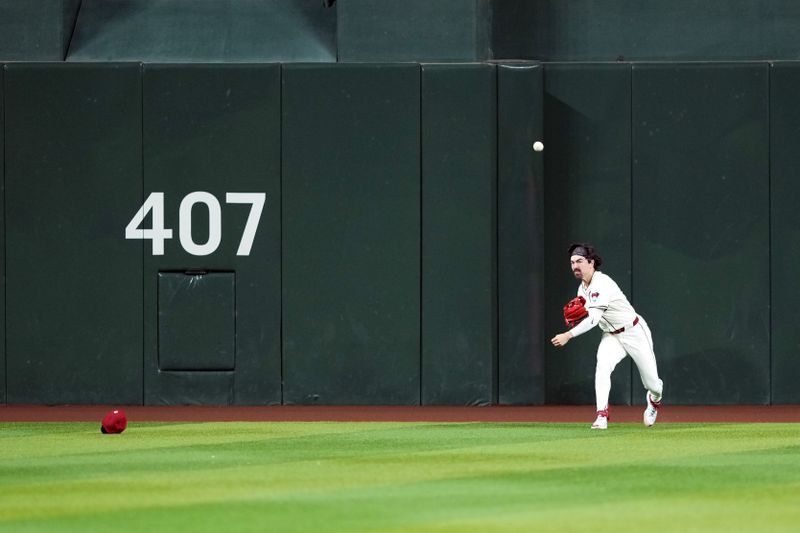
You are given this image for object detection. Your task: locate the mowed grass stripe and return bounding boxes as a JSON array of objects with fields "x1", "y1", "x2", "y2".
[{"x1": 0, "y1": 422, "x2": 798, "y2": 532}]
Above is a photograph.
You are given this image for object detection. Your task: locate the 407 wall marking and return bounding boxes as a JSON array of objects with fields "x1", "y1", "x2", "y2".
[{"x1": 125, "y1": 192, "x2": 265, "y2": 256}]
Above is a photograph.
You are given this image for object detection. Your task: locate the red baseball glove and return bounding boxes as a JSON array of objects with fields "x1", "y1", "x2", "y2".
[{"x1": 563, "y1": 296, "x2": 589, "y2": 329}]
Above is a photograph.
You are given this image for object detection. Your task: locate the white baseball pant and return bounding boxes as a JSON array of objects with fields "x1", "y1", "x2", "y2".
[{"x1": 595, "y1": 317, "x2": 663, "y2": 411}]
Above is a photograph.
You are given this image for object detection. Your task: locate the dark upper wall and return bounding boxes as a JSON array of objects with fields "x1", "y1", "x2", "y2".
[
  {"x1": 493, "y1": 0, "x2": 800, "y2": 61},
  {"x1": 67, "y1": 0, "x2": 336, "y2": 62},
  {"x1": 1, "y1": 0, "x2": 337, "y2": 63},
  {"x1": 0, "y1": 0, "x2": 81, "y2": 61},
  {"x1": 338, "y1": 0, "x2": 491, "y2": 62},
  {"x1": 5, "y1": 1, "x2": 800, "y2": 63}
]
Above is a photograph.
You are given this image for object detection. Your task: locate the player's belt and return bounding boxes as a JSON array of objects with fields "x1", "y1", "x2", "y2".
[{"x1": 610, "y1": 316, "x2": 639, "y2": 335}]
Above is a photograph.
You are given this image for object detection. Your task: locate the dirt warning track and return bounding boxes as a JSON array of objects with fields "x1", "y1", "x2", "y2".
[{"x1": 1, "y1": 405, "x2": 799, "y2": 423}]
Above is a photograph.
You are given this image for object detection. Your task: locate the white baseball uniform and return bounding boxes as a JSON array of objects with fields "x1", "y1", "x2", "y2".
[{"x1": 569, "y1": 271, "x2": 663, "y2": 411}]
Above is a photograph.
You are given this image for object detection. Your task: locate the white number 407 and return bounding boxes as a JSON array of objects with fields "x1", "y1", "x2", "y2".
[{"x1": 125, "y1": 192, "x2": 265, "y2": 256}]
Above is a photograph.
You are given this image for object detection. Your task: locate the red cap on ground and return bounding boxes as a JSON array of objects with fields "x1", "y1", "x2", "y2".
[{"x1": 100, "y1": 409, "x2": 127, "y2": 434}]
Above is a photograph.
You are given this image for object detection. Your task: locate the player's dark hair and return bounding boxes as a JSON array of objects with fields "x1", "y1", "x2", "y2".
[{"x1": 568, "y1": 243, "x2": 603, "y2": 270}]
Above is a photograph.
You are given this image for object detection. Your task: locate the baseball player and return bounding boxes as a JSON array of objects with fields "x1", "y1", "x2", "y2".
[{"x1": 550, "y1": 243, "x2": 663, "y2": 430}]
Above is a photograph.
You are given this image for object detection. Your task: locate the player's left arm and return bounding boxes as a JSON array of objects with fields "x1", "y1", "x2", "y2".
[{"x1": 551, "y1": 308, "x2": 603, "y2": 347}]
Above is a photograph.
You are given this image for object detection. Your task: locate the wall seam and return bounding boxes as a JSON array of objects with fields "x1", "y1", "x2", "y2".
[
  {"x1": 63, "y1": 0, "x2": 83, "y2": 61},
  {"x1": 419, "y1": 64, "x2": 424, "y2": 406},
  {"x1": 280, "y1": 64, "x2": 285, "y2": 405},
  {"x1": 629, "y1": 63, "x2": 635, "y2": 405},
  {"x1": 2, "y1": 65, "x2": 6, "y2": 404},
  {"x1": 335, "y1": 3, "x2": 340, "y2": 62},
  {"x1": 767, "y1": 62, "x2": 773, "y2": 406},
  {"x1": 494, "y1": 65, "x2": 500, "y2": 405},
  {"x1": 140, "y1": 63, "x2": 146, "y2": 405},
  {"x1": 532, "y1": 64, "x2": 539, "y2": 405}
]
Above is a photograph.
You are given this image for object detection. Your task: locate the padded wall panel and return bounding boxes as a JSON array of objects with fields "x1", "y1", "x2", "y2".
[
  {"x1": 158, "y1": 272, "x2": 236, "y2": 371},
  {"x1": 769, "y1": 62, "x2": 800, "y2": 404},
  {"x1": 5, "y1": 63, "x2": 142, "y2": 404},
  {"x1": 421, "y1": 64, "x2": 496, "y2": 405},
  {"x1": 543, "y1": 64, "x2": 632, "y2": 405},
  {"x1": 338, "y1": 0, "x2": 490, "y2": 62},
  {"x1": 0, "y1": 65, "x2": 4, "y2": 403},
  {"x1": 147, "y1": 372, "x2": 234, "y2": 405},
  {"x1": 632, "y1": 63, "x2": 769, "y2": 404},
  {"x1": 68, "y1": 0, "x2": 336, "y2": 63},
  {"x1": 143, "y1": 64, "x2": 281, "y2": 405},
  {"x1": 497, "y1": 63, "x2": 544, "y2": 404},
  {"x1": 283, "y1": 64, "x2": 420, "y2": 405}
]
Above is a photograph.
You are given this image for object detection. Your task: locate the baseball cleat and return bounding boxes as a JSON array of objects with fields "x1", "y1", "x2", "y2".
[
  {"x1": 591, "y1": 409, "x2": 609, "y2": 430},
  {"x1": 644, "y1": 393, "x2": 662, "y2": 427}
]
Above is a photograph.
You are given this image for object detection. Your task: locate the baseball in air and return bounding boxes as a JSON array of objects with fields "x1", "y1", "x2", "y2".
[{"x1": 533, "y1": 141, "x2": 544, "y2": 152}]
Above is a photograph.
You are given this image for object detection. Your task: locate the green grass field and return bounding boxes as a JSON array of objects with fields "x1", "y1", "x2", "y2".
[{"x1": 1, "y1": 422, "x2": 799, "y2": 532}]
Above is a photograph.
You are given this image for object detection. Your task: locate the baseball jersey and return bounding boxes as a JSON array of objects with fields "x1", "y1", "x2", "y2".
[{"x1": 577, "y1": 271, "x2": 637, "y2": 333}]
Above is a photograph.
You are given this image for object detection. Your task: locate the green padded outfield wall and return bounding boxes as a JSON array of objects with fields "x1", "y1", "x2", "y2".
[
  {"x1": 769, "y1": 62, "x2": 800, "y2": 404},
  {"x1": 282, "y1": 64, "x2": 420, "y2": 405},
  {"x1": 543, "y1": 64, "x2": 633, "y2": 405},
  {"x1": 142, "y1": 64, "x2": 282, "y2": 405},
  {"x1": 632, "y1": 63, "x2": 770, "y2": 405},
  {"x1": 338, "y1": 0, "x2": 491, "y2": 62},
  {"x1": 0, "y1": 0, "x2": 81, "y2": 61},
  {"x1": 497, "y1": 63, "x2": 545, "y2": 404},
  {"x1": 67, "y1": 0, "x2": 336, "y2": 63},
  {"x1": 421, "y1": 64, "x2": 497, "y2": 405},
  {"x1": 4, "y1": 63, "x2": 143, "y2": 404}
]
